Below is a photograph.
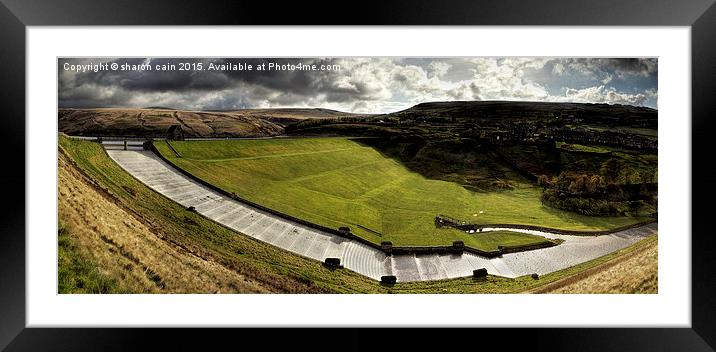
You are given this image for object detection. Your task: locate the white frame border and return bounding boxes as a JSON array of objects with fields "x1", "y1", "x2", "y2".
[{"x1": 28, "y1": 26, "x2": 690, "y2": 327}]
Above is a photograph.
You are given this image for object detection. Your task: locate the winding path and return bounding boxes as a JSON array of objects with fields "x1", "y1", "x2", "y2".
[{"x1": 104, "y1": 141, "x2": 657, "y2": 282}]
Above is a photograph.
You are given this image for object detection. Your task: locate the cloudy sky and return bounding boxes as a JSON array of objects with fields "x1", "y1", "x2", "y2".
[{"x1": 58, "y1": 57, "x2": 657, "y2": 113}]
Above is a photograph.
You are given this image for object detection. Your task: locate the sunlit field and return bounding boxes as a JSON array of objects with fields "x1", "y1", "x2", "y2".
[{"x1": 156, "y1": 138, "x2": 643, "y2": 251}]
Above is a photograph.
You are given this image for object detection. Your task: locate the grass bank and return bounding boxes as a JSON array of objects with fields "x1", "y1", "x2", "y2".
[{"x1": 58, "y1": 222, "x2": 123, "y2": 293}]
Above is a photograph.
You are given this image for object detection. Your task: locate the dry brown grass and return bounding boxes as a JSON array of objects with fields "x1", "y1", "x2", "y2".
[
  {"x1": 58, "y1": 108, "x2": 284, "y2": 138},
  {"x1": 58, "y1": 150, "x2": 272, "y2": 293},
  {"x1": 534, "y1": 237, "x2": 657, "y2": 294},
  {"x1": 233, "y1": 108, "x2": 372, "y2": 120}
]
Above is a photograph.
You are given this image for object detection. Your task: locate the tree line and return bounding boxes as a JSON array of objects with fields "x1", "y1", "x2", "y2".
[{"x1": 538, "y1": 158, "x2": 657, "y2": 217}]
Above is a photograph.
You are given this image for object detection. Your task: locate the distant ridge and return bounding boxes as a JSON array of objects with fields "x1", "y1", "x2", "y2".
[
  {"x1": 58, "y1": 106, "x2": 377, "y2": 138},
  {"x1": 58, "y1": 108, "x2": 284, "y2": 138},
  {"x1": 59, "y1": 101, "x2": 657, "y2": 137},
  {"x1": 228, "y1": 107, "x2": 374, "y2": 120},
  {"x1": 398, "y1": 100, "x2": 656, "y2": 114},
  {"x1": 142, "y1": 106, "x2": 177, "y2": 110},
  {"x1": 188, "y1": 107, "x2": 374, "y2": 127},
  {"x1": 383, "y1": 100, "x2": 657, "y2": 128}
]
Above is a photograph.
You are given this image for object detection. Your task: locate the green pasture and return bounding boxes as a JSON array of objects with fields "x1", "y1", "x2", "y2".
[{"x1": 156, "y1": 137, "x2": 644, "y2": 250}]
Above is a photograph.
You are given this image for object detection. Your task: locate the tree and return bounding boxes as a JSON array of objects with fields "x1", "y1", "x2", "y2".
[
  {"x1": 537, "y1": 175, "x2": 551, "y2": 190},
  {"x1": 628, "y1": 201, "x2": 641, "y2": 217},
  {"x1": 579, "y1": 174, "x2": 589, "y2": 193},
  {"x1": 600, "y1": 158, "x2": 624, "y2": 183},
  {"x1": 617, "y1": 166, "x2": 642, "y2": 184},
  {"x1": 587, "y1": 174, "x2": 604, "y2": 193}
]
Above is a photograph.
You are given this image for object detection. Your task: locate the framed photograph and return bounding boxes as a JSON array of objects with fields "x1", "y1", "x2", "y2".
[{"x1": 2, "y1": 0, "x2": 715, "y2": 350}]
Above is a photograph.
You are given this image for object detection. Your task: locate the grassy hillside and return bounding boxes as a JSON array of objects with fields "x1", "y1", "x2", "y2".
[
  {"x1": 382, "y1": 101, "x2": 657, "y2": 128},
  {"x1": 58, "y1": 135, "x2": 655, "y2": 293},
  {"x1": 58, "y1": 222, "x2": 123, "y2": 293},
  {"x1": 59, "y1": 142, "x2": 271, "y2": 293},
  {"x1": 156, "y1": 137, "x2": 646, "y2": 251}
]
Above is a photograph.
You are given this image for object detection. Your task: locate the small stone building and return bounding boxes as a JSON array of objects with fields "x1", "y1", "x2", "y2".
[{"x1": 166, "y1": 124, "x2": 184, "y2": 141}]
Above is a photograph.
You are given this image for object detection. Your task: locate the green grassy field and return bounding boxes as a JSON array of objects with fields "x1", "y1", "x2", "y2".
[
  {"x1": 556, "y1": 142, "x2": 612, "y2": 154},
  {"x1": 59, "y1": 135, "x2": 656, "y2": 293},
  {"x1": 155, "y1": 138, "x2": 644, "y2": 250}
]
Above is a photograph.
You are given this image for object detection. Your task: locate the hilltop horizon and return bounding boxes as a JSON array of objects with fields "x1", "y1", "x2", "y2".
[{"x1": 58, "y1": 99, "x2": 658, "y2": 115}]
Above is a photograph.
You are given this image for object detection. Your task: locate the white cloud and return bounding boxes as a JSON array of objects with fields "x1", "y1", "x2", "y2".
[
  {"x1": 560, "y1": 85, "x2": 653, "y2": 106},
  {"x1": 552, "y1": 63, "x2": 565, "y2": 76},
  {"x1": 462, "y1": 58, "x2": 550, "y2": 101},
  {"x1": 428, "y1": 61, "x2": 451, "y2": 79}
]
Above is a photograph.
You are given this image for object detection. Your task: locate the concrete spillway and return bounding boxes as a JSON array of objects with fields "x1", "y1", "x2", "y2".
[{"x1": 105, "y1": 143, "x2": 657, "y2": 282}]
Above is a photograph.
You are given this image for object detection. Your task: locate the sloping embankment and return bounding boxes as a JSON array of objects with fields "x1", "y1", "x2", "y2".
[
  {"x1": 530, "y1": 236, "x2": 657, "y2": 294},
  {"x1": 59, "y1": 146, "x2": 271, "y2": 293}
]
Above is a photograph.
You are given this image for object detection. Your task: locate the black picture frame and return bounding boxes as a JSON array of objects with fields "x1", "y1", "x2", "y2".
[{"x1": 1, "y1": 0, "x2": 714, "y2": 351}]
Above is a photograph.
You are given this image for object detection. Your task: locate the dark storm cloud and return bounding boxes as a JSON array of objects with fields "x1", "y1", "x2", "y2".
[
  {"x1": 224, "y1": 58, "x2": 322, "y2": 92},
  {"x1": 73, "y1": 58, "x2": 231, "y2": 92},
  {"x1": 605, "y1": 58, "x2": 658, "y2": 76},
  {"x1": 550, "y1": 58, "x2": 657, "y2": 80},
  {"x1": 59, "y1": 57, "x2": 379, "y2": 109}
]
